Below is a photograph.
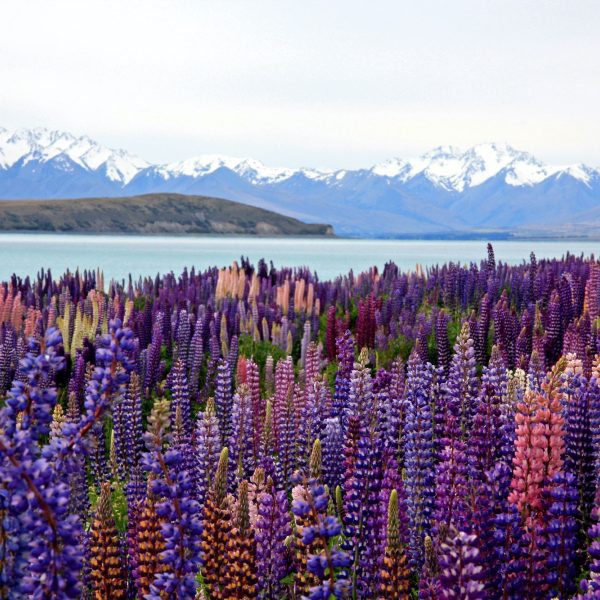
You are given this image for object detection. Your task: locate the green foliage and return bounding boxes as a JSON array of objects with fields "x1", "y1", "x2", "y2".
[
  {"x1": 133, "y1": 295, "x2": 147, "y2": 311},
  {"x1": 238, "y1": 334, "x2": 287, "y2": 393},
  {"x1": 375, "y1": 334, "x2": 413, "y2": 369},
  {"x1": 447, "y1": 315, "x2": 462, "y2": 350},
  {"x1": 323, "y1": 360, "x2": 338, "y2": 393},
  {"x1": 88, "y1": 481, "x2": 129, "y2": 533}
]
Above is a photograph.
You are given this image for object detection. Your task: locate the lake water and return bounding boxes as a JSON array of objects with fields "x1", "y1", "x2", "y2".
[{"x1": 0, "y1": 234, "x2": 598, "y2": 282}]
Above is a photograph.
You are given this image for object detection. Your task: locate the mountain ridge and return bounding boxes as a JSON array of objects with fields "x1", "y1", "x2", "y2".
[{"x1": 1, "y1": 126, "x2": 599, "y2": 236}]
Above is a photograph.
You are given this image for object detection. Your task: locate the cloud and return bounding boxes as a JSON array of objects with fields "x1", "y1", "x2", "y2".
[{"x1": 1, "y1": 0, "x2": 599, "y2": 167}]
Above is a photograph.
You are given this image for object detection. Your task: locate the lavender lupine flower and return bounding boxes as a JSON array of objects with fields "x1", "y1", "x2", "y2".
[
  {"x1": 142, "y1": 397, "x2": 203, "y2": 598},
  {"x1": 175, "y1": 308, "x2": 191, "y2": 368},
  {"x1": 433, "y1": 440, "x2": 470, "y2": 544},
  {"x1": 297, "y1": 380, "x2": 330, "y2": 471},
  {"x1": 255, "y1": 486, "x2": 292, "y2": 599},
  {"x1": 82, "y1": 320, "x2": 136, "y2": 487},
  {"x1": 322, "y1": 417, "x2": 344, "y2": 492},
  {"x1": 144, "y1": 312, "x2": 163, "y2": 394},
  {"x1": 579, "y1": 515, "x2": 600, "y2": 596},
  {"x1": 345, "y1": 360, "x2": 373, "y2": 429},
  {"x1": 65, "y1": 400, "x2": 87, "y2": 518},
  {"x1": 388, "y1": 357, "x2": 406, "y2": 461},
  {"x1": 246, "y1": 359, "x2": 263, "y2": 463},
  {"x1": 278, "y1": 377, "x2": 297, "y2": 485},
  {"x1": 467, "y1": 377, "x2": 508, "y2": 480},
  {"x1": 0, "y1": 328, "x2": 84, "y2": 597},
  {"x1": 228, "y1": 334, "x2": 239, "y2": 377},
  {"x1": 292, "y1": 473, "x2": 351, "y2": 600},
  {"x1": 195, "y1": 398, "x2": 222, "y2": 506},
  {"x1": 436, "y1": 310, "x2": 452, "y2": 373},
  {"x1": 123, "y1": 372, "x2": 145, "y2": 505},
  {"x1": 342, "y1": 425, "x2": 383, "y2": 597},
  {"x1": 230, "y1": 384, "x2": 255, "y2": 483},
  {"x1": 215, "y1": 359, "x2": 233, "y2": 444},
  {"x1": 442, "y1": 322, "x2": 478, "y2": 441},
  {"x1": 273, "y1": 355, "x2": 294, "y2": 447},
  {"x1": 474, "y1": 293, "x2": 491, "y2": 365},
  {"x1": 403, "y1": 351, "x2": 435, "y2": 568},
  {"x1": 564, "y1": 374, "x2": 596, "y2": 522},
  {"x1": 169, "y1": 358, "x2": 192, "y2": 439},
  {"x1": 188, "y1": 316, "x2": 204, "y2": 398},
  {"x1": 545, "y1": 472, "x2": 579, "y2": 598},
  {"x1": 333, "y1": 330, "x2": 354, "y2": 422},
  {"x1": 438, "y1": 529, "x2": 485, "y2": 599}
]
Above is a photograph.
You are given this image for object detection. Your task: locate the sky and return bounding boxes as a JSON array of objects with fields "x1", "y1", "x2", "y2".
[{"x1": 1, "y1": 0, "x2": 599, "y2": 169}]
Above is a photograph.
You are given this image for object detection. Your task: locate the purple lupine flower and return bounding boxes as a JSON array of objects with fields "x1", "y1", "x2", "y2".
[
  {"x1": 467, "y1": 373, "x2": 508, "y2": 480},
  {"x1": 545, "y1": 471, "x2": 579, "y2": 598},
  {"x1": 142, "y1": 397, "x2": 203, "y2": 598},
  {"x1": 278, "y1": 376, "x2": 297, "y2": 486},
  {"x1": 228, "y1": 333, "x2": 239, "y2": 377},
  {"x1": 474, "y1": 293, "x2": 491, "y2": 365},
  {"x1": 0, "y1": 328, "x2": 83, "y2": 597},
  {"x1": 169, "y1": 358, "x2": 192, "y2": 439},
  {"x1": 341, "y1": 425, "x2": 383, "y2": 597},
  {"x1": 246, "y1": 359, "x2": 263, "y2": 463},
  {"x1": 333, "y1": 330, "x2": 354, "y2": 421},
  {"x1": 403, "y1": 351, "x2": 435, "y2": 569},
  {"x1": 123, "y1": 372, "x2": 145, "y2": 506},
  {"x1": 436, "y1": 310, "x2": 451, "y2": 373},
  {"x1": 564, "y1": 373, "x2": 596, "y2": 521},
  {"x1": 579, "y1": 518, "x2": 600, "y2": 596},
  {"x1": 433, "y1": 439, "x2": 470, "y2": 543},
  {"x1": 188, "y1": 315, "x2": 204, "y2": 398},
  {"x1": 230, "y1": 384, "x2": 255, "y2": 483},
  {"x1": 144, "y1": 312, "x2": 163, "y2": 394},
  {"x1": 273, "y1": 355, "x2": 294, "y2": 450},
  {"x1": 255, "y1": 487, "x2": 292, "y2": 599},
  {"x1": 195, "y1": 398, "x2": 222, "y2": 506},
  {"x1": 174, "y1": 308, "x2": 190, "y2": 368},
  {"x1": 322, "y1": 417, "x2": 344, "y2": 492},
  {"x1": 438, "y1": 529, "x2": 485, "y2": 599},
  {"x1": 214, "y1": 359, "x2": 233, "y2": 444},
  {"x1": 345, "y1": 361, "x2": 373, "y2": 429},
  {"x1": 292, "y1": 473, "x2": 350, "y2": 599},
  {"x1": 442, "y1": 321, "x2": 478, "y2": 441}
]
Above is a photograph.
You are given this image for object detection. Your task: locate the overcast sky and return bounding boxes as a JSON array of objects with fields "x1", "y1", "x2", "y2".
[{"x1": 1, "y1": 0, "x2": 599, "y2": 168}]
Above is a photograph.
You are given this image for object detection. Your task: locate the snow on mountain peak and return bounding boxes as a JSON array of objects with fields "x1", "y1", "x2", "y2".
[
  {"x1": 0, "y1": 127, "x2": 596, "y2": 191},
  {"x1": 0, "y1": 126, "x2": 148, "y2": 184},
  {"x1": 155, "y1": 154, "x2": 297, "y2": 184},
  {"x1": 371, "y1": 142, "x2": 593, "y2": 191}
]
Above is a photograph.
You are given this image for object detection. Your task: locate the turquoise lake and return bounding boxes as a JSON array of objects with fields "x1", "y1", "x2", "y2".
[{"x1": 0, "y1": 234, "x2": 598, "y2": 282}]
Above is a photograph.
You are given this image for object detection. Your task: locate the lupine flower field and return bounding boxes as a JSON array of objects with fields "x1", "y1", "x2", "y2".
[{"x1": 3, "y1": 244, "x2": 600, "y2": 598}]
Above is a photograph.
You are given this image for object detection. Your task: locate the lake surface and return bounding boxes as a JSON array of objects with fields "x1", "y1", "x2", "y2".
[{"x1": 0, "y1": 234, "x2": 598, "y2": 282}]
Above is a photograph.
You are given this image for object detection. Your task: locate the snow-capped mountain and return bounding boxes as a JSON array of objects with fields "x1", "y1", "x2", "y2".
[
  {"x1": 0, "y1": 127, "x2": 148, "y2": 185},
  {"x1": 371, "y1": 143, "x2": 596, "y2": 191},
  {"x1": 1, "y1": 127, "x2": 599, "y2": 236}
]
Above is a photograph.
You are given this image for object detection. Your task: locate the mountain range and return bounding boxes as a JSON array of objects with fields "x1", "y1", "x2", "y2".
[{"x1": 1, "y1": 126, "x2": 599, "y2": 237}]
